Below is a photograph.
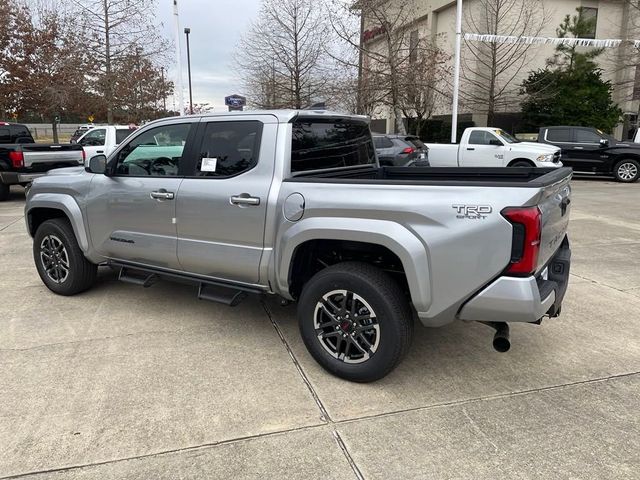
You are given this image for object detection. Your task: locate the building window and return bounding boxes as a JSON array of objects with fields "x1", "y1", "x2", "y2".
[
  {"x1": 580, "y1": 7, "x2": 598, "y2": 39},
  {"x1": 409, "y1": 30, "x2": 419, "y2": 63}
]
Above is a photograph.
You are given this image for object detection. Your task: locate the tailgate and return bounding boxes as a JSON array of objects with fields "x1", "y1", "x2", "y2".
[
  {"x1": 537, "y1": 172, "x2": 571, "y2": 271},
  {"x1": 22, "y1": 145, "x2": 83, "y2": 167}
]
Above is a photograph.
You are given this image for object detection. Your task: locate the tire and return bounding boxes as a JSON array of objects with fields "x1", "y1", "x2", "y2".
[
  {"x1": 33, "y1": 218, "x2": 97, "y2": 295},
  {"x1": 613, "y1": 159, "x2": 640, "y2": 183},
  {"x1": 0, "y1": 182, "x2": 9, "y2": 201},
  {"x1": 510, "y1": 161, "x2": 533, "y2": 167},
  {"x1": 297, "y1": 261, "x2": 413, "y2": 382}
]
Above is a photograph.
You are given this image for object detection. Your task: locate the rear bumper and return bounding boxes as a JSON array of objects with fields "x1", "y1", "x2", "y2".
[
  {"x1": 458, "y1": 236, "x2": 571, "y2": 323},
  {"x1": 0, "y1": 171, "x2": 45, "y2": 185}
]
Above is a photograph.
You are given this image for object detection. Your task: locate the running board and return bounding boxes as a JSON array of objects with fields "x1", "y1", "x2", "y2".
[
  {"x1": 198, "y1": 283, "x2": 247, "y2": 307},
  {"x1": 118, "y1": 267, "x2": 158, "y2": 287},
  {"x1": 110, "y1": 262, "x2": 258, "y2": 307}
]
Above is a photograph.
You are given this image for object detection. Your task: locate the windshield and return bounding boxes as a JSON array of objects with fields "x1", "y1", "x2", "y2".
[{"x1": 494, "y1": 129, "x2": 520, "y2": 144}]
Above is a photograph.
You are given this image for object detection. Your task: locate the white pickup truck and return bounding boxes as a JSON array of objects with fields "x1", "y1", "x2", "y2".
[
  {"x1": 427, "y1": 127, "x2": 562, "y2": 168},
  {"x1": 74, "y1": 125, "x2": 137, "y2": 165}
]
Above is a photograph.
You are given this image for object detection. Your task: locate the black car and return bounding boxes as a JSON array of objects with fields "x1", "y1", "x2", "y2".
[
  {"x1": 373, "y1": 134, "x2": 429, "y2": 167},
  {"x1": 538, "y1": 126, "x2": 640, "y2": 182}
]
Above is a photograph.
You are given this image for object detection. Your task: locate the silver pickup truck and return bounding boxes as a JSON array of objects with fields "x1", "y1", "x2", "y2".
[{"x1": 24, "y1": 111, "x2": 572, "y2": 382}]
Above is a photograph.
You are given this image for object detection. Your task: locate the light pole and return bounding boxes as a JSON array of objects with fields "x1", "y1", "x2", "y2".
[
  {"x1": 160, "y1": 66, "x2": 166, "y2": 111},
  {"x1": 451, "y1": 0, "x2": 462, "y2": 143},
  {"x1": 173, "y1": 0, "x2": 184, "y2": 116},
  {"x1": 184, "y1": 27, "x2": 193, "y2": 115}
]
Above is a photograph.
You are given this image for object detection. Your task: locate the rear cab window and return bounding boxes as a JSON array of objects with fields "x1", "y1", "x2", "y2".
[
  {"x1": 291, "y1": 117, "x2": 376, "y2": 174},
  {"x1": 546, "y1": 129, "x2": 572, "y2": 143}
]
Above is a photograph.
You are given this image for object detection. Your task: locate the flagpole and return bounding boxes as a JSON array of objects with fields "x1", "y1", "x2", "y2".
[
  {"x1": 451, "y1": 0, "x2": 462, "y2": 143},
  {"x1": 173, "y1": 0, "x2": 185, "y2": 116}
]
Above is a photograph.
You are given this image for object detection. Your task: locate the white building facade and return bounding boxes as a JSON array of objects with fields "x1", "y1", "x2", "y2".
[{"x1": 362, "y1": 0, "x2": 640, "y2": 139}]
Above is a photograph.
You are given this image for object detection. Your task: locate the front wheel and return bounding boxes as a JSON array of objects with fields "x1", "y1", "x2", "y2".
[
  {"x1": 297, "y1": 262, "x2": 413, "y2": 382},
  {"x1": 33, "y1": 218, "x2": 97, "y2": 295},
  {"x1": 613, "y1": 159, "x2": 640, "y2": 182},
  {"x1": 510, "y1": 161, "x2": 533, "y2": 167}
]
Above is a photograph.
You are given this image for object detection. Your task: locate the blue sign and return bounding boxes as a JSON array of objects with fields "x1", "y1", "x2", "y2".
[{"x1": 225, "y1": 94, "x2": 246, "y2": 108}]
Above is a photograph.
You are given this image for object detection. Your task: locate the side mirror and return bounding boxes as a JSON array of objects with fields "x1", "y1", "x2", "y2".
[
  {"x1": 599, "y1": 138, "x2": 609, "y2": 147},
  {"x1": 489, "y1": 139, "x2": 503, "y2": 146},
  {"x1": 86, "y1": 154, "x2": 107, "y2": 174},
  {"x1": 70, "y1": 139, "x2": 77, "y2": 144}
]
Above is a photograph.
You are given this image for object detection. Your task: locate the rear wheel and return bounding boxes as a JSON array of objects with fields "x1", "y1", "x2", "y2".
[
  {"x1": 0, "y1": 183, "x2": 9, "y2": 201},
  {"x1": 33, "y1": 218, "x2": 97, "y2": 295},
  {"x1": 613, "y1": 159, "x2": 639, "y2": 182},
  {"x1": 298, "y1": 262, "x2": 413, "y2": 382}
]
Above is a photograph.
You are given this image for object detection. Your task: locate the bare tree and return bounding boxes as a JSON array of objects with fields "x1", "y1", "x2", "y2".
[
  {"x1": 328, "y1": 0, "x2": 445, "y2": 135},
  {"x1": 235, "y1": 0, "x2": 326, "y2": 109},
  {"x1": 70, "y1": 0, "x2": 170, "y2": 123},
  {"x1": 462, "y1": 0, "x2": 548, "y2": 125},
  {"x1": 398, "y1": 37, "x2": 450, "y2": 136}
]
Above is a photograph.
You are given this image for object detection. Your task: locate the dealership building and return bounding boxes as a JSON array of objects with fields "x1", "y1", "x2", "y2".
[{"x1": 362, "y1": 0, "x2": 640, "y2": 139}]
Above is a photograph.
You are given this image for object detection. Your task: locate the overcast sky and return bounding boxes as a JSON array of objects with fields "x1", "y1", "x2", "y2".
[{"x1": 157, "y1": 0, "x2": 261, "y2": 111}]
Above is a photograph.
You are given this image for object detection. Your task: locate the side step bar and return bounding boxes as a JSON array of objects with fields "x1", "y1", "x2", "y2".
[
  {"x1": 198, "y1": 283, "x2": 247, "y2": 307},
  {"x1": 118, "y1": 267, "x2": 158, "y2": 287},
  {"x1": 113, "y1": 263, "x2": 261, "y2": 307}
]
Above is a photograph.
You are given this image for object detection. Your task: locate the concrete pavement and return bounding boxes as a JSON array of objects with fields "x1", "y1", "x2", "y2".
[{"x1": 1, "y1": 179, "x2": 639, "y2": 479}]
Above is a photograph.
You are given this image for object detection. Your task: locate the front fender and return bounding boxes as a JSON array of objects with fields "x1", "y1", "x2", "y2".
[
  {"x1": 275, "y1": 217, "x2": 432, "y2": 314},
  {"x1": 26, "y1": 193, "x2": 90, "y2": 253}
]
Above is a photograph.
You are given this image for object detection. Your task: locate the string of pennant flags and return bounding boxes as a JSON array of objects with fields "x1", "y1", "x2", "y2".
[{"x1": 463, "y1": 33, "x2": 640, "y2": 49}]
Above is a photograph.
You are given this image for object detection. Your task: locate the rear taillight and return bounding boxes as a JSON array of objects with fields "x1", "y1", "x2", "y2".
[
  {"x1": 81, "y1": 148, "x2": 86, "y2": 163},
  {"x1": 401, "y1": 147, "x2": 415, "y2": 154},
  {"x1": 502, "y1": 206, "x2": 541, "y2": 276},
  {"x1": 8, "y1": 151, "x2": 24, "y2": 168}
]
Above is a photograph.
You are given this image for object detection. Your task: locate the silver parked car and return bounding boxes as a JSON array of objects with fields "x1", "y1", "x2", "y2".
[{"x1": 373, "y1": 134, "x2": 429, "y2": 166}]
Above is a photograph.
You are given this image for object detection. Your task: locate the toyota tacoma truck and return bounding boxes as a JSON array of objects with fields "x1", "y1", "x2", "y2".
[
  {"x1": 427, "y1": 127, "x2": 562, "y2": 168},
  {"x1": 25, "y1": 111, "x2": 572, "y2": 382},
  {"x1": 0, "y1": 122, "x2": 84, "y2": 201}
]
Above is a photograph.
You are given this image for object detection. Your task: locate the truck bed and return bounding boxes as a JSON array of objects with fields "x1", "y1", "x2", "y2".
[{"x1": 289, "y1": 165, "x2": 572, "y2": 188}]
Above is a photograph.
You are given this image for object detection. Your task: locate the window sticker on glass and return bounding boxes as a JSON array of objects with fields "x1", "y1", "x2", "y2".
[{"x1": 201, "y1": 157, "x2": 218, "y2": 172}]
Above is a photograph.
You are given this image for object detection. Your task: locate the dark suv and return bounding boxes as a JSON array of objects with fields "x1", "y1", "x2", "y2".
[
  {"x1": 373, "y1": 134, "x2": 429, "y2": 167},
  {"x1": 538, "y1": 126, "x2": 640, "y2": 182}
]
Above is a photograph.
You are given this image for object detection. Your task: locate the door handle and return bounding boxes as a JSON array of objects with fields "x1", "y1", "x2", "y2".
[
  {"x1": 150, "y1": 190, "x2": 175, "y2": 200},
  {"x1": 573, "y1": 146, "x2": 584, "y2": 150},
  {"x1": 96, "y1": 150, "x2": 104, "y2": 154},
  {"x1": 230, "y1": 194, "x2": 260, "y2": 206},
  {"x1": 466, "y1": 147, "x2": 475, "y2": 151}
]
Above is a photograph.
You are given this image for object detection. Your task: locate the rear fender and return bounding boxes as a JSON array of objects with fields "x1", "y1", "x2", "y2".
[{"x1": 275, "y1": 217, "x2": 431, "y2": 313}]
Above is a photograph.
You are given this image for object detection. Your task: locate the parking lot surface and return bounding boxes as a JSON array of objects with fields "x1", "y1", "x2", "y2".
[{"x1": 1, "y1": 178, "x2": 639, "y2": 479}]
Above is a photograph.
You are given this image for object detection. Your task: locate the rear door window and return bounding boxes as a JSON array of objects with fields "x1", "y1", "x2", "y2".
[
  {"x1": 193, "y1": 121, "x2": 263, "y2": 177},
  {"x1": 291, "y1": 118, "x2": 376, "y2": 173},
  {"x1": 0, "y1": 128, "x2": 10, "y2": 143},
  {"x1": 546, "y1": 129, "x2": 572, "y2": 143},
  {"x1": 115, "y1": 129, "x2": 135, "y2": 145}
]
